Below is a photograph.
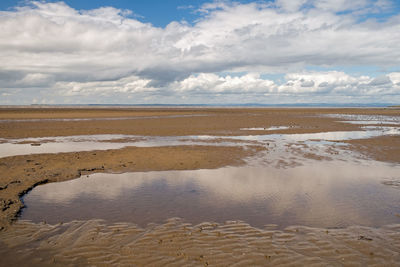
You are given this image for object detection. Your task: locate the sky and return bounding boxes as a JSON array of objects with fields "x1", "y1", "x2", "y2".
[{"x1": 0, "y1": 0, "x2": 400, "y2": 105}]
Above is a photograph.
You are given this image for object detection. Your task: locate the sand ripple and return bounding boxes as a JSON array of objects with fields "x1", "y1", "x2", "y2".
[{"x1": 1, "y1": 219, "x2": 399, "y2": 266}]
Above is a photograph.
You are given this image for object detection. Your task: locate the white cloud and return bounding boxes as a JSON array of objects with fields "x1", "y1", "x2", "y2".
[
  {"x1": 388, "y1": 72, "x2": 400, "y2": 85},
  {"x1": 276, "y1": 0, "x2": 309, "y2": 12},
  {"x1": 312, "y1": 0, "x2": 371, "y2": 12},
  {"x1": 20, "y1": 73, "x2": 53, "y2": 87},
  {"x1": 0, "y1": 1, "x2": 399, "y2": 104},
  {"x1": 170, "y1": 71, "x2": 400, "y2": 96},
  {"x1": 279, "y1": 71, "x2": 364, "y2": 93},
  {"x1": 174, "y1": 73, "x2": 276, "y2": 93},
  {"x1": 277, "y1": 71, "x2": 400, "y2": 96},
  {"x1": 57, "y1": 75, "x2": 156, "y2": 96}
]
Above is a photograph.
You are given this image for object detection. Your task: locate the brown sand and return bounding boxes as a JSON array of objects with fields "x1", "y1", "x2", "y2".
[
  {"x1": 0, "y1": 107, "x2": 386, "y2": 138},
  {"x1": 346, "y1": 135, "x2": 400, "y2": 164},
  {"x1": 0, "y1": 108, "x2": 201, "y2": 120},
  {"x1": 1, "y1": 107, "x2": 399, "y2": 163},
  {"x1": 0, "y1": 107, "x2": 400, "y2": 266}
]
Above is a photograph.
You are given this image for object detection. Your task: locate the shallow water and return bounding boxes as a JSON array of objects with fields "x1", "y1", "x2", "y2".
[
  {"x1": 20, "y1": 160, "x2": 400, "y2": 229},
  {"x1": 0, "y1": 141, "x2": 136, "y2": 158},
  {"x1": 0, "y1": 114, "x2": 207, "y2": 123},
  {"x1": 340, "y1": 120, "x2": 400, "y2": 125},
  {"x1": 326, "y1": 114, "x2": 400, "y2": 124},
  {"x1": 1, "y1": 124, "x2": 399, "y2": 158},
  {"x1": 0, "y1": 135, "x2": 247, "y2": 158},
  {"x1": 232, "y1": 128, "x2": 400, "y2": 142},
  {"x1": 240, "y1": 126, "x2": 291, "y2": 131}
]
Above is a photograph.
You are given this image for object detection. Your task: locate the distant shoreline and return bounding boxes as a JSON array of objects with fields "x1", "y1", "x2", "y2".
[{"x1": 0, "y1": 103, "x2": 398, "y2": 109}]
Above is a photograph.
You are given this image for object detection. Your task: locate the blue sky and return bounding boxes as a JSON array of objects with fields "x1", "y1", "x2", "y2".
[
  {"x1": 0, "y1": 0, "x2": 400, "y2": 104},
  {"x1": 2, "y1": 0, "x2": 398, "y2": 26},
  {"x1": 0, "y1": 0, "x2": 261, "y2": 27}
]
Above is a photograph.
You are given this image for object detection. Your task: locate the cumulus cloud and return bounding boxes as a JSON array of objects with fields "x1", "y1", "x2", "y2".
[
  {"x1": 0, "y1": 0, "x2": 399, "y2": 104},
  {"x1": 170, "y1": 71, "x2": 400, "y2": 97},
  {"x1": 174, "y1": 73, "x2": 276, "y2": 94},
  {"x1": 8, "y1": 70, "x2": 397, "y2": 104},
  {"x1": 388, "y1": 72, "x2": 400, "y2": 85},
  {"x1": 57, "y1": 75, "x2": 156, "y2": 97}
]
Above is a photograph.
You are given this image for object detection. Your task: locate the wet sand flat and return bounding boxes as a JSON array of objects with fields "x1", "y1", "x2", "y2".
[
  {"x1": 344, "y1": 135, "x2": 400, "y2": 163},
  {"x1": 1, "y1": 107, "x2": 399, "y2": 139},
  {"x1": 1, "y1": 107, "x2": 399, "y2": 163},
  {"x1": 0, "y1": 107, "x2": 400, "y2": 266}
]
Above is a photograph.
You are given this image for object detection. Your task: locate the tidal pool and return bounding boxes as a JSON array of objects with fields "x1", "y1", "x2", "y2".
[
  {"x1": 325, "y1": 114, "x2": 400, "y2": 125},
  {"x1": 240, "y1": 126, "x2": 291, "y2": 131},
  {"x1": 0, "y1": 114, "x2": 207, "y2": 123},
  {"x1": 0, "y1": 135, "x2": 249, "y2": 158},
  {"x1": 20, "y1": 160, "x2": 400, "y2": 229},
  {"x1": 1, "y1": 124, "x2": 399, "y2": 158}
]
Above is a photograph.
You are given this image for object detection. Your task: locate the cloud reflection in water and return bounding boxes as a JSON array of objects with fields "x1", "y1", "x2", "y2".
[{"x1": 21, "y1": 160, "x2": 400, "y2": 229}]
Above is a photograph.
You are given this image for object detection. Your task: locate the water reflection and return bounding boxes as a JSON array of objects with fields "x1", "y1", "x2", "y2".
[
  {"x1": 325, "y1": 114, "x2": 400, "y2": 126},
  {"x1": 0, "y1": 141, "x2": 135, "y2": 158},
  {"x1": 340, "y1": 120, "x2": 400, "y2": 125},
  {"x1": 230, "y1": 128, "x2": 400, "y2": 142},
  {"x1": 21, "y1": 161, "x2": 400, "y2": 228},
  {"x1": 240, "y1": 126, "x2": 291, "y2": 131},
  {"x1": 0, "y1": 135, "x2": 247, "y2": 158},
  {"x1": 0, "y1": 114, "x2": 207, "y2": 123},
  {"x1": 1, "y1": 123, "x2": 399, "y2": 158}
]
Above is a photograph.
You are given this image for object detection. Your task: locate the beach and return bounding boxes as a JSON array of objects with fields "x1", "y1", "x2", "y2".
[{"x1": 0, "y1": 107, "x2": 399, "y2": 266}]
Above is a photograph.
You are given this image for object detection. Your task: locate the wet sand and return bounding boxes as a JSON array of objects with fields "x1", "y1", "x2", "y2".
[
  {"x1": 1, "y1": 219, "x2": 399, "y2": 266},
  {"x1": 0, "y1": 107, "x2": 400, "y2": 266},
  {"x1": 0, "y1": 107, "x2": 392, "y2": 138},
  {"x1": 345, "y1": 135, "x2": 400, "y2": 163},
  {"x1": 1, "y1": 107, "x2": 399, "y2": 163}
]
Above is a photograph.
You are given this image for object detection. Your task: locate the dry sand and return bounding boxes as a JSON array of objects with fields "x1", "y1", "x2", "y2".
[{"x1": 0, "y1": 107, "x2": 400, "y2": 266}]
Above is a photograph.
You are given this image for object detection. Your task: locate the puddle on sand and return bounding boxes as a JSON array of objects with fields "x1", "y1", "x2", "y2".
[
  {"x1": 229, "y1": 127, "x2": 400, "y2": 142},
  {"x1": 240, "y1": 126, "x2": 291, "y2": 131},
  {"x1": 1, "y1": 123, "x2": 399, "y2": 158},
  {"x1": 20, "y1": 160, "x2": 400, "y2": 229},
  {"x1": 0, "y1": 141, "x2": 136, "y2": 158},
  {"x1": 0, "y1": 114, "x2": 208, "y2": 123},
  {"x1": 325, "y1": 114, "x2": 400, "y2": 125},
  {"x1": 340, "y1": 120, "x2": 400, "y2": 125},
  {"x1": 0, "y1": 135, "x2": 250, "y2": 158}
]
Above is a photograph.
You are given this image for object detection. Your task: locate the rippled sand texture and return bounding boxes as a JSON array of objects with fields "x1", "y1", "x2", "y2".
[{"x1": 1, "y1": 219, "x2": 400, "y2": 266}]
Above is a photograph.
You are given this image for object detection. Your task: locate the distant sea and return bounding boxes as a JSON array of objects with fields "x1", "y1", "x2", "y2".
[{"x1": 0, "y1": 103, "x2": 398, "y2": 108}]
